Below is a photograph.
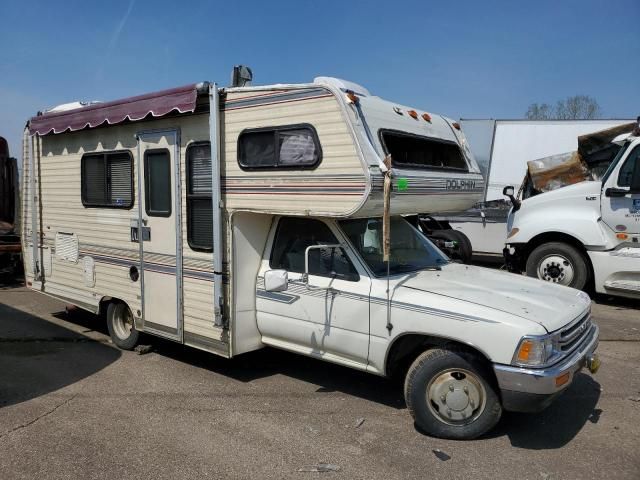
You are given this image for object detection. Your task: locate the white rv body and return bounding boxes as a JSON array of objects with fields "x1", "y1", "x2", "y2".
[
  {"x1": 439, "y1": 119, "x2": 634, "y2": 257},
  {"x1": 21, "y1": 77, "x2": 599, "y2": 439}
]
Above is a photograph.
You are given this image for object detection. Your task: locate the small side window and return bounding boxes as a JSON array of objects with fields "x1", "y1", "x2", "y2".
[
  {"x1": 618, "y1": 147, "x2": 639, "y2": 187},
  {"x1": 144, "y1": 149, "x2": 171, "y2": 217},
  {"x1": 270, "y1": 217, "x2": 359, "y2": 281},
  {"x1": 186, "y1": 142, "x2": 213, "y2": 251},
  {"x1": 81, "y1": 151, "x2": 133, "y2": 208},
  {"x1": 238, "y1": 124, "x2": 321, "y2": 170}
]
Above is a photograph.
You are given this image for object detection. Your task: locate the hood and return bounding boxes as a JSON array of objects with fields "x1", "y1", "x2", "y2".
[
  {"x1": 398, "y1": 263, "x2": 590, "y2": 332},
  {"x1": 522, "y1": 180, "x2": 601, "y2": 207}
]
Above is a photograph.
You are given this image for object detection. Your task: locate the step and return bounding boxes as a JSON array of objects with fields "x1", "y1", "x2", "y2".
[{"x1": 603, "y1": 279, "x2": 640, "y2": 293}]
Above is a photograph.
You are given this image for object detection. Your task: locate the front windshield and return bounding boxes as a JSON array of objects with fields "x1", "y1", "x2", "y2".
[
  {"x1": 339, "y1": 216, "x2": 449, "y2": 276},
  {"x1": 601, "y1": 141, "x2": 630, "y2": 185}
]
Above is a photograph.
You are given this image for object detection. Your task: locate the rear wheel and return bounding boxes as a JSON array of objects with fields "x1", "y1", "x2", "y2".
[
  {"x1": 404, "y1": 348, "x2": 502, "y2": 440},
  {"x1": 526, "y1": 242, "x2": 589, "y2": 290},
  {"x1": 106, "y1": 302, "x2": 139, "y2": 350}
]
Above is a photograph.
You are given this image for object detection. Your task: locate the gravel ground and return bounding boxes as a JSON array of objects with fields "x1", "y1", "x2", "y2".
[{"x1": 1, "y1": 282, "x2": 639, "y2": 480}]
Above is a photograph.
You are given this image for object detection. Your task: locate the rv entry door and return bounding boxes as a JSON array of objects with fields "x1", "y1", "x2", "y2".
[{"x1": 136, "y1": 130, "x2": 183, "y2": 341}]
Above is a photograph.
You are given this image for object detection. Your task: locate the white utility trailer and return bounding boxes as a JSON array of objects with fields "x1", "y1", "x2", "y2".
[{"x1": 21, "y1": 71, "x2": 599, "y2": 439}]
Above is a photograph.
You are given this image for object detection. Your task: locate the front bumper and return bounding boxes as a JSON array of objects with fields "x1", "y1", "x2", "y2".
[{"x1": 493, "y1": 324, "x2": 600, "y2": 412}]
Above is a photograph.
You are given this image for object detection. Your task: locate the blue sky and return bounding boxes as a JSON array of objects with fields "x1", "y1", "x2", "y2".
[{"x1": 1, "y1": 0, "x2": 638, "y2": 156}]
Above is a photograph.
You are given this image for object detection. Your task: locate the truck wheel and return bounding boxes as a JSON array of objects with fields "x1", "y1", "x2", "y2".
[
  {"x1": 430, "y1": 230, "x2": 473, "y2": 264},
  {"x1": 526, "y1": 242, "x2": 589, "y2": 290},
  {"x1": 404, "y1": 348, "x2": 502, "y2": 440},
  {"x1": 106, "y1": 302, "x2": 139, "y2": 350}
]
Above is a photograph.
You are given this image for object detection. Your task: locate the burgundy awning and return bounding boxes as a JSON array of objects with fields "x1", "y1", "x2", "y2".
[{"x1": 29, "y1": 83, "x2": 203, "y2": 135}]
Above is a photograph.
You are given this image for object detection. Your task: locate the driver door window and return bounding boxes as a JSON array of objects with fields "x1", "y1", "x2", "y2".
[{"x1": 270, "y1": 217, "x2": 359, "y2": 281}]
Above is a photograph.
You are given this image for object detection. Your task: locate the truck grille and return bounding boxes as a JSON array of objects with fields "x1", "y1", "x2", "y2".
[{"x1": 558, "y1": 312, "x2": 592, "y2": 354}]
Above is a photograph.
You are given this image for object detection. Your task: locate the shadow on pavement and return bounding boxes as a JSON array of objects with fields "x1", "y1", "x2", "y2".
[
  {"x1": 592, "y1": 293, "x2": 640, "y2": 310},
  {"x1": 154, "y1": 340, "x2": 407, "y2": 410},
  {"x1": 0, "y1": 303, "x2": 121, "y2": 409},
  {"x1": 489, "y1": 373, "x2": 601, "y2": 449}
]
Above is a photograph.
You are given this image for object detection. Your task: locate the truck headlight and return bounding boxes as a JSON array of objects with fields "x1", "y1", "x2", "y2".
[{"x1": 513, "y1": 334, "x2": 560, "y2": 367}]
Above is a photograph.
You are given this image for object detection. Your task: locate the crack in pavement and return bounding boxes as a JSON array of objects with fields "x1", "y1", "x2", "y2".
[{"x1": 0, "y1": 394, "x2": 78, "y2": 439}]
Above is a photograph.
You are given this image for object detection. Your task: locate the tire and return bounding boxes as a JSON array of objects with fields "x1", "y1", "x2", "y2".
[
  {"x1": 404, "y1": 348, "x2": 502, "y2": 440},
  {"x1": 526, "y1": 242, "x2": 589, "y2": 290},
  {"x1": 106, "y1": 302, "x2": 139, "y2": 350},
  {"x1": 429, "y1": 230, "x2": 473, "y2": 264}
]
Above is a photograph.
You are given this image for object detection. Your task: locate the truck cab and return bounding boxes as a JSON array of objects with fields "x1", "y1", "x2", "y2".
[{"x1": 504, "y1": 127, "x2": 640, "y2": 298}]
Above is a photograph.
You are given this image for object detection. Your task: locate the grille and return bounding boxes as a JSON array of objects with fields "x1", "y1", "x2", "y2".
[{"x1": 559, "y1": 312, "x2": 592, "y2": 353}]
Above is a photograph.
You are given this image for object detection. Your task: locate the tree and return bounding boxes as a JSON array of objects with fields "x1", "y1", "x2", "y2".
[{"x1": 526, "y1": 95, "x2": 601, "y2": 120}]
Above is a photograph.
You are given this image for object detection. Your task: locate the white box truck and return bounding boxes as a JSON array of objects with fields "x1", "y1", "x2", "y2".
[
  {"x1": 21, "y1": 70, "x2": 600, "y2": 439},
  {"x1": 433, "y1": 119, "x2": 633, "y2": 259},
  {"x1": 503, "y1": 122, "x2": 640, "y2": 298}
]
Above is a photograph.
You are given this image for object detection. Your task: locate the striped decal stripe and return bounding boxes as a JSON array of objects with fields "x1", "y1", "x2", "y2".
[
  {"x1": 223, "y1": 88, "x2": 333, "y2": 111},
  {"x1": 256, "y1": 278, "x2": 497, "y2": 324}
]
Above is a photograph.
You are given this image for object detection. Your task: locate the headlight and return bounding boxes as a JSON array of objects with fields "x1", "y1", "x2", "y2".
[{"x1": 513, "y1": 334, "x2": 561, "y2": 367}]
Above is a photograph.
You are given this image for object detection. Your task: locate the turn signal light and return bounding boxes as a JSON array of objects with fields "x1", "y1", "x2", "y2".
[
  {"x1": 422, "y1": 113, "x2": 432, "y2": 122},
  {"x1": 517, "y1": 340, "x2": 534, "y2": 362},
  {"x1": 345, "y1": 90, "x2": 359, "y2": 104},
  {"x1": 507, "y1": 227, "x2": 519, "y2": 239},
  {"x1": 407, "y1": 110, "x2": 418, "y2": 119},
  {"x1": 452, "y1": 122, "x2": 461, "y2": 130},
  {"x1": 616, "y1": 233, "x2": 628, "y2": 240},
  {"x1": 555, "y1": 372, "x2": 570, "y2": 387}
]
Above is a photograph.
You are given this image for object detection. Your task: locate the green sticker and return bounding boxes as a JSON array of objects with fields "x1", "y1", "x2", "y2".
[{"x1": 397, "y1": 177, "x2": 409, "y2": 191}]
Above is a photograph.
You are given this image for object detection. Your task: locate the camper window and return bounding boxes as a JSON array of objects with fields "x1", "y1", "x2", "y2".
[
  {"x1": 379, "y1": 130, "x2": 468, "y2": 171},
  {"x1": 238, "y1": 124, "x2": 321, "y2": 170},
  {"x1": 186, "y1": 142, "x2": 213, "y2": 251},
  {"x1": 80, "y1": 151, "x2": 133, "y2": 208},
  {"x1": 144, "y1": 149, "x2": 172, "y2": 217},
  {"x1": 270, "y1": 217, "x2": 359, "y2": 281}
]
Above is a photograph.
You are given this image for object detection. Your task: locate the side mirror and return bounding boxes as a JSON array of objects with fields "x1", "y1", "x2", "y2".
[
  {"x1": 303, "y1": 244, "x2": 342, "y2": 290},
  {"x1": 264, "y1": 269, "x2": 288, "y2": 292},
  {"x1": 502, "y1": 185, "x2": 521, "y2": 212}
]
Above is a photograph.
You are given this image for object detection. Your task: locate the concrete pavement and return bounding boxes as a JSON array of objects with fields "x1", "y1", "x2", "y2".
[{"x1": 1, "y1": 283, "x2": 639, "y2": 479}]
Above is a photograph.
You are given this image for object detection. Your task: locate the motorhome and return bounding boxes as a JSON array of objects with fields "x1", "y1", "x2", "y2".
[
  {"x1": 504, "y1": 122, "x2": 640, "y2": 298},
  {"x1": 0, "y1": 136, "x2": 20, "y2": 275},
  {"x1": 22, "y1": 71, "x2": 599, "y2": 439}
]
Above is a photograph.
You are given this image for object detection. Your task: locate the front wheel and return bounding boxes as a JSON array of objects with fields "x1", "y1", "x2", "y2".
[
  {"x1": 106, "y1": 302, "x2": 139, "y2": 350},
  {"x1": 526, "y1": 242, "x2": 589, "y2": 290},
  {"x1": 404, "y1": 348, "x2": 502, "y2": 440}
]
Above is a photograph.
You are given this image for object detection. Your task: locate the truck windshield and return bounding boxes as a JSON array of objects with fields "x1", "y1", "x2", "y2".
[{"x1": 339, "y1": 217, "x2": 449, "y2": 276}]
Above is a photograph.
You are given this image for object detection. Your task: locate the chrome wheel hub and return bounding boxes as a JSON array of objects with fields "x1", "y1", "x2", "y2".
[
  {"x1": 112, "y1": 304, "x2": 134, "y2": 340},
  {"x1": 538, "y1": 254, "x2": 574, "y2": 285},
  {"x1": 426, "y1": 368, "x2": 486, "y2": 425}
]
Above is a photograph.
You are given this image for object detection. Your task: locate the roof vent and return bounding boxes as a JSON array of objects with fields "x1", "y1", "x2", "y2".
[
  {"x1": 45, "y1": 100, "x2": 102, "y2": 114},
  {"x1": 231, "y1": 65, "x2": 253, "y2": 88}
]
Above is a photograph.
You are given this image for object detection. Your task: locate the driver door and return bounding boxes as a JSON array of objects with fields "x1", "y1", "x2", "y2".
[{"x1": 255, "y1": 217, "x2": 371, "y2": 367}]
